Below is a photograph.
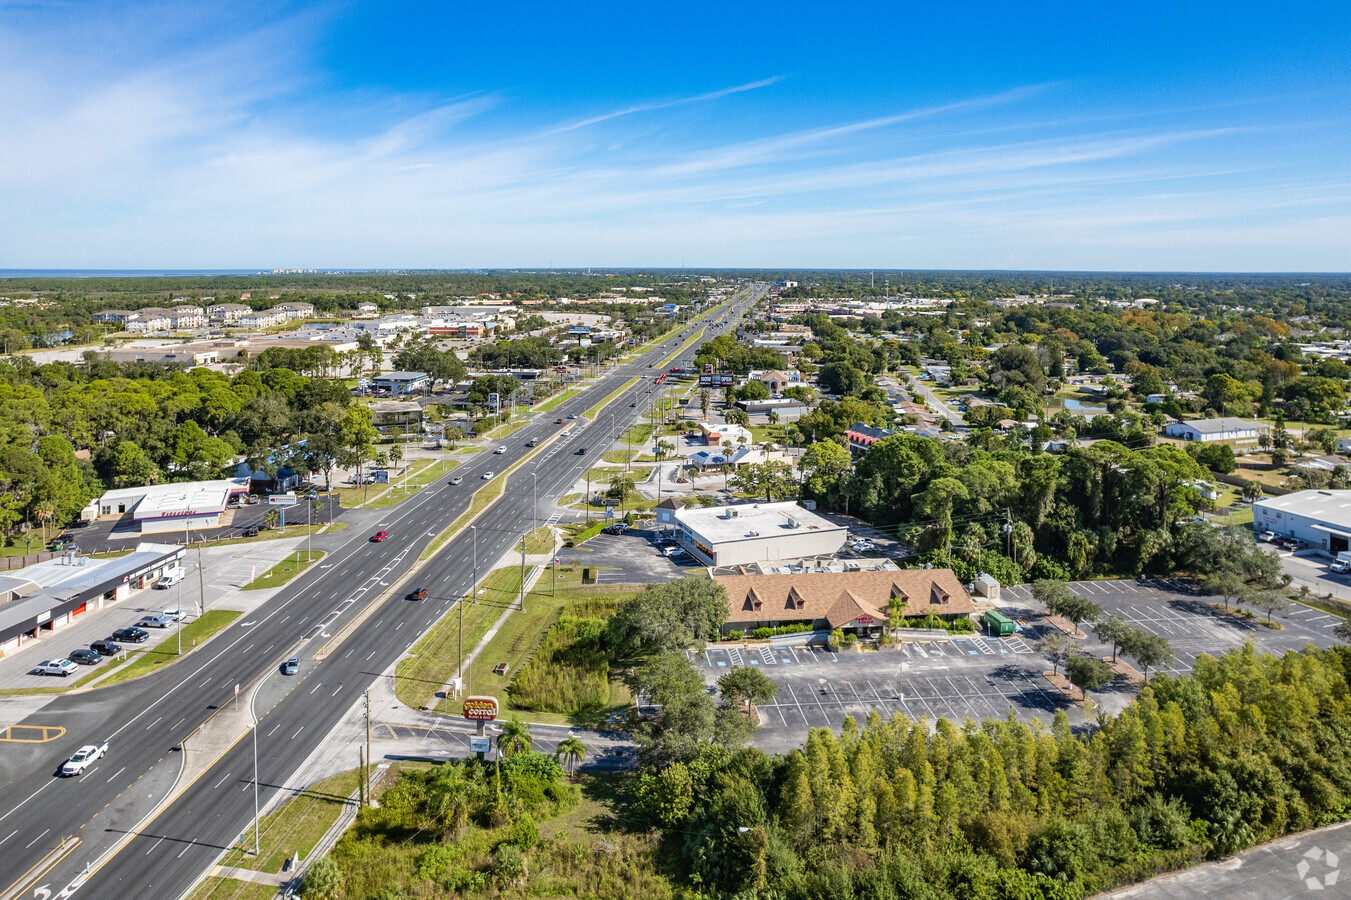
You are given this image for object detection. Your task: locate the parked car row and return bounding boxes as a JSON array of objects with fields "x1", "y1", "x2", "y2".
[{"x1": 32, "y1": 608, "x2": 185, "y2": 677}]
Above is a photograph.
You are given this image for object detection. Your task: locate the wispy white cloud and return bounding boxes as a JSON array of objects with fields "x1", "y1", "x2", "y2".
[{"x1": 541, "y1": 76, "x2": 783, "y2": 135}]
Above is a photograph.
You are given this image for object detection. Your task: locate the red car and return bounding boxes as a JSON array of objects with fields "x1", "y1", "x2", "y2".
[
  {"x1": 371, "y1": 529, "x2": 389, "y2": 542},
  {"x1": 408, "y1": 587, "x2": 428, "y2": 601},
  {"x1": 556, "y1": 418, "x2": 564, "y2": 424}
]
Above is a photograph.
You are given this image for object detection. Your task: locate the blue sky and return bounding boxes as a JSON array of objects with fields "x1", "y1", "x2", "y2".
[{"x1": 1, "y1": 0, "x2": 1348, "y2": 270}]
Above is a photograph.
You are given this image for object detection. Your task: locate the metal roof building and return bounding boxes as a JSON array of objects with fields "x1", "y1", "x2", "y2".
[{"x1": 1254, "y1": 489, "x2": 1351, "y2": 554}]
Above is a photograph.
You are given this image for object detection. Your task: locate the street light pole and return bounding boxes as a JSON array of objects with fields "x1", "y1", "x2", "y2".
[
  {"x1": 462, "y1": 525, "x2": 475, "y2": 690},
  {"x1": 252, "y1": 724, "x2": 260, "y2": 855}
]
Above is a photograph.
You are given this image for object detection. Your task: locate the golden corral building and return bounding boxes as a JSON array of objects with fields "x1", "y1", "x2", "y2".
[{"x1": 713, "y1": 568, "x2": 974, "y2": 636}]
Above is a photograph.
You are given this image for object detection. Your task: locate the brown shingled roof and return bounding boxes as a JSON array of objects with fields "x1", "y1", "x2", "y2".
[{"x1": 714, "y1": 569, "x2": 974, "y2": 629}]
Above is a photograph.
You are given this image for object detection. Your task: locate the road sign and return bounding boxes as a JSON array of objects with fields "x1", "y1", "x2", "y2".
[
  {"x1": 469, "y1": 736, "x2": 491, "y2": 753},
  {"x1": 268, "y1": 493, "x2": 298, "y2": 506},
  {"x1": 462, "y1": 695, "x2": 499, "y2": 721},
  {"x1": 234, "y1": 683, "x2": 240, "y2": 696}
]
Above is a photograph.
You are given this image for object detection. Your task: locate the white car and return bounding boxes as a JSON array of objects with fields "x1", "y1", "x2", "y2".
[
  {"x1": 162, "y1": 608, "x2": 187, "y2": 622},
  {"x1": 1257, "y1": 531, "x2": 1277, "y2": 543},
  {"x1": 36, "y1": 659, "x2": 78, "y2": 677},
  {"x1": 494, "y1": 446, "x2": 507, "y2": 454},
  {"x1": 1331, "y1": 560, "x2": 1351, "y2": 574},
  {"x1": 853, "y1": 540, "x2": 876, "y2": 552},
  {"x1": 482, "y1": 471, "x2": 495, "y2": 480},
  {"x1": 61, "y1": 742, "x2": 109, "y2": 776}
]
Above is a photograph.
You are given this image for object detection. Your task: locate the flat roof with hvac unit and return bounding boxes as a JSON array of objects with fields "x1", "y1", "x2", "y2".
[
  {"x1": 673, "y1": 501, "x2": 847, "y2": 568},
  {"x1": 84, "y1": 478, "x2": 251, "y2": 535}
]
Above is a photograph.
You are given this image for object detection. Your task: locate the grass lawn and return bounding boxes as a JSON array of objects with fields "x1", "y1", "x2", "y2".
[
  {"x1": 468, "y1": 571, "x2": 638, "y2": 726},
  {"x1": 517, "y1": 527, "x2": 555, "y2": 556},
  {"x1": 621, "y1": 424, "x2": 652, "y2": 445},
  {"x1": 749, "y1": 424, "x2": 788, "y2": 443},
  {"x1": 601, "y1": 450, "x2": 658, "y2": 464},
  {"x1": 395, "y1": 566, "x2": 528, "y2": 712},
  {"x1": 242, "y1": 551, "x2": 325, "y2": 591},
  {"x1": 219, "y1": 768, "x2": 361, "y2": 873},
  {"x1": 0, "y1": 540, "x2": 51, "y2": 559},
  {"x1": 98, "y1": 610, "x2": 243, "y2": 687},
  {"x1": 186, "y1": 877, "x2": 278, "y2": 900},
  {"x1": 533, "y1": 388, "x2": 580, "y2": 413},
  {"x1": 361, "y1": 458, "x2": 460, "y2": 509},
  {"x1": 475, "y1": 416, "x2": 530, "y2": 441}
]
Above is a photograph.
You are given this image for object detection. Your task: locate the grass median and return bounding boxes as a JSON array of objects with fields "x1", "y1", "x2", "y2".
[
  {"x1": 186, "y1": 878, "x2": 277, "y2": 900},
  {"x1": 533, "y1": 388, "x2": 580, "y2": 413},
  {"x1": 517, "y1": 527, "x2": 555, "y2": 555},
  {"x1": 218, "y1": 767, "x2": 361, "y2": 873},
  {"x1": 97, "y1": 610, "x2": 243, "y2": 687},
  {"x1": 394, "y1": 566, "x2": 528, "y2": 712},
  {"x1": 242, "y1": 551, "x2": 325, "y2": 591}
]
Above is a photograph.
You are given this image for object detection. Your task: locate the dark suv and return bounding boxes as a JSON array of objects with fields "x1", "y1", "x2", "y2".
[
  {"x1": 112, "y1": 627, "x2": 149, "y2": 644},
  {"x1": 90, "y1": 639, "x2": 122, "y2": 656}
]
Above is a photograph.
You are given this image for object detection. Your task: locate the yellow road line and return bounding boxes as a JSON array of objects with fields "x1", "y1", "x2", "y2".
[{"x1": 0, "y1": 725, "x2": 66, "y2": 743}]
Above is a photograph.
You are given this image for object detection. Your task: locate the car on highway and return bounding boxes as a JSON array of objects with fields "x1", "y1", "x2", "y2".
[
  {"x1": 630, "y1": 402, "x2": 636, "y2": 407},
  {"x1": 482, "y1": 471, "x2": 495, "y2": 479},
  {"x1": 36, "y1": 659, "x2": 79, "y2": 677},
  {"x1": 68, "y1": 648, "x2": 102, "y2": 666},
  {"x1": 371, "y1": 529, "x2": 389, "y2": 542},
  {"x1": 242, "y1": 526, "x2": 259, "y2": 537},
  {"x1": 449, "y1": 476, "x2": 463, "y2": 485},
  {"x1": 408, "y1": 587, "x2": 429, "y2": 600},
  {"x1": 556, "y1": 418, "x2": 565, "y2": 424},
  {"x1": 112, "y1": 627, "x2": 149, "y2": 644},
  {"x1": 90, "y1": 639, "x2": 121, "y2": 656},
  {"x1": 575, "y1": 447, "x2": 587, "y2": 455},
  {"x1": 567, "y1": 414, "x2": 577, "y2": 419},
  {"x1": 282, "y1": 656, "x2": 300, "y2": 675},
  {"x1": 494, "y1": 446, "x2": 507, "y2": 454},
  {"x1": 137, "y1": 613, "x2": 174, "y2": 629},
  {"x1": 525, "y1": 438, "x2": 538, "y2": 447},
  {"x1": 61, "y1": 742, "x2": 108, "y2": 776}
]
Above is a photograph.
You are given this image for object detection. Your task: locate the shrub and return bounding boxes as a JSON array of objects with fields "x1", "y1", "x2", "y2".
[
  {"x1": 726, "y1": 630, "x2": 744, "y2": 641},
  {"x1": 509, "y1": 812, "x2": 540, "y2": 850},
  {"x1": 416, "y1": 845, "x2": 454, "y2": 881},
  {"x1": 301, "y1": 857, "x2": 343, "y2": 899},
  {"x1": 841, "y1": 633, "x2": 859, "y2": 647},
  {"x1": 775, "y1": 623, "x2": 811, "y2": 635},
  {"x1": 752, "y1": 627, "x2": 774, "y2": 640},
  {"x1": 508, "y1": 617, "x2": 610, "y2": 714},
  {"x1": 493, "y1": 843, "x2": 527, "y2": 882}
]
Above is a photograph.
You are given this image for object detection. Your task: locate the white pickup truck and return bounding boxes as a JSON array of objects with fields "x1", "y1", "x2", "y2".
[{"x1": 61, "y1": 742, "x2": 109, "y2": 776}]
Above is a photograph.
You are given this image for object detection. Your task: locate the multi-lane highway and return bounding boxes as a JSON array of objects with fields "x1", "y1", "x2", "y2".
[{"x1": 0, "y1": 284, "x2": 763, "y2": 900}]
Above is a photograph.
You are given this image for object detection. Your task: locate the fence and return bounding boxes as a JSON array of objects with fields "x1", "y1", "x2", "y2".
[{"x1": 0, "y1": 551, "x2": 60, "y2": 571}]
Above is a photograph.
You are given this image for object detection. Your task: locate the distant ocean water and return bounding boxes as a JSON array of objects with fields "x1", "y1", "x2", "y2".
[{"x1": 0, "y1": 269, "x2": 261, "y2": 278}]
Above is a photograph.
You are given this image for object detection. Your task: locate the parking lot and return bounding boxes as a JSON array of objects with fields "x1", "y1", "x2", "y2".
[
  {"x1": 688, "y1": 634, "x2": 1077, "y2": 752},
  {"x1": 693, "y1": 578, "x2": 1346, "y2": 750},
  {"x1": 555, "y1": 529, "x2": 693, "y2": 583},
  {"x1": 1000, "y1": 578, "x2": 1343, "y2": 677}
]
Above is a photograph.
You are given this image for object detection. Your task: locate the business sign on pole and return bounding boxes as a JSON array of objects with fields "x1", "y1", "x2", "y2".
[
  {"x1": 268, "y1": 493, "x2": 298, "y2": 506},
  {"x1": 462, "y1": 695, "x2": 499, "y2": 721},
  {"x1": 469, "y1": 736, "x2": 491, "y2": 753}
]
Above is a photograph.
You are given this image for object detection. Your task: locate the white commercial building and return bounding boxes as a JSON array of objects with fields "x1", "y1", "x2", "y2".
[
  {"x1": 0, "y1": 543, "x2": 183, "y2": 653},
  {"x1": 1162, "y1": 417, "x2": 1270, "y2": 443},
  {"x1": 83, "y1": 478, "x2": 251, "y2": 535},
  {"x1": 1254, "y1": 489, "x2": 1351, "y2": 555},
  {"x1": 671, "y1": 501, "x2": 848, "y2": 567}
]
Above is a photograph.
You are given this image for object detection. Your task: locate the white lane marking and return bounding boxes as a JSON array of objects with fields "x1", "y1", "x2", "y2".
[
  {"x1": 0, "y1": 829, "x2": 13, "y2": 847},
  {"x1": 106, "y1": 766, "x2": 126, "y2": 784},
  {"x1": 25, "y1": 827, "x2": 50, "y2": 848},
  {"x1": 292, "y1": 727, "x2": 304, "y2": 740},
  {"x1": 212, "y1": 773, "x2": 231, "y2": 790}
]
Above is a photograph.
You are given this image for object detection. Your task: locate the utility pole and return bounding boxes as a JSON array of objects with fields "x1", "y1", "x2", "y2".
[
  {"x1": 364, "y1": 689, "x2": 371, "y2": 808},
  {"x1": 252, "y1": 724, "x2": 260, "y2": 855},
  {"x1": 358, "y1": 746, "x2": 365, "y2": 808}
]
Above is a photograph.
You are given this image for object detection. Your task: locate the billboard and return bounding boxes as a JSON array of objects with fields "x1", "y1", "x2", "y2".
[
  {"x1": 699, "y1": 373, "x2": 734, "y2": 387},
  {"x1": 267, "y1": 493, "x2": 298, "y2": 506},
  {"x1": 463, "y1": 695, "x2": 499, "y2": 721}
]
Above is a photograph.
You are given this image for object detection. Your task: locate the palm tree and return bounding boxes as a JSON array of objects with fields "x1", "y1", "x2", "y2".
[
  {"x1": 555, "y1": 736, "x2": 587, "y2": 775},
  {"x1": 496, "y1": 717, "x2": 533, "y2": 758}
]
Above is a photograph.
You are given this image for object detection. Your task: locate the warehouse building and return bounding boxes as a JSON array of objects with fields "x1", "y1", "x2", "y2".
[
  {"x1": 82, "y1": 478, "x2": 251, "y2": 535},
  {"x1": 1254, "y1": 489, "x2": 1351, "y2": 553},
  {"x1": 671, "y1": 501, "x2": 847, "y2": 567},
  {"x1": 0, "y1": 543, "x2": 183, "y2": 653}
]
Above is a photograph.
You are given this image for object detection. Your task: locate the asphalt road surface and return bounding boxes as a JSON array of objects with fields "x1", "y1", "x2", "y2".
[{"x1": 0, "y1": 286, "x2": 765, "y2": 900}]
